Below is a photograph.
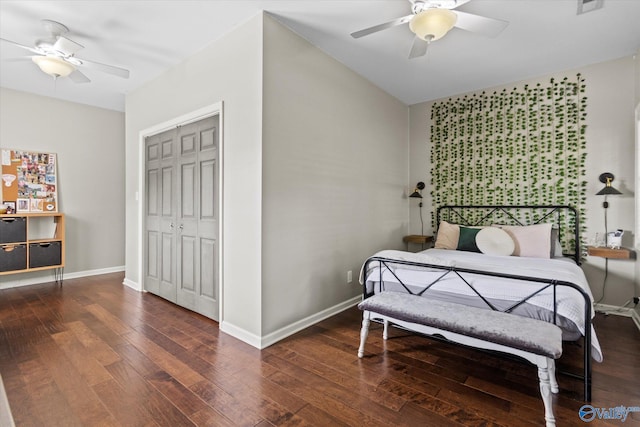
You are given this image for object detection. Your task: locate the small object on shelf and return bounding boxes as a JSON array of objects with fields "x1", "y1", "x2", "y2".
[
  {"x1": 606, "y1": 229, "x2": 623, "y2": 249},
  {"x1": 587, "y1": 246, "x2": 635, "y2": 260}
]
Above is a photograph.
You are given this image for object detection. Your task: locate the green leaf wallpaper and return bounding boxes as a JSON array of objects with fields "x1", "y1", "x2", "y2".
[{"x1": 429, "y1": 74, "x2": 587, "y2": 255}]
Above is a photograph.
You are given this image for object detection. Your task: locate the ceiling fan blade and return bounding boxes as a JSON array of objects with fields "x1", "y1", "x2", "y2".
[
  {"x1": 78, "y1": 58, "x2": 130, "y2": 79},
  {"x1": 452, "y1": 0, "x2": 472, "y2": 8},
  {"x1": 53, "y1": 36, "x2": 84, "y2": 55},
  {"x1": 408, "y1": 0, "x2": 471, "y2": 11},
  {"x1": 2, "y1": 56, "x2": 33, "y2": 63},
  {"x1": 408, "y1": 36, "x2": 429, "y2": 59},
  {"x1": 453, "y1": 11, "x2": 509, "y2": 38},
  {"x1": 0, "y1": 38, "x2": 41, "y2": 55},
  {"x1": 68, "y1": 69, "x2": 90, "y2": 84},
  {"x1": 351, "y1": 14, "x2": 413, "y2": 38}
]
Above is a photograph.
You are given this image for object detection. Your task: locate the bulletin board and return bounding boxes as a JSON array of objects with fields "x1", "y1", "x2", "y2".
[{"x1": 1, "y1": 149, "x2": 58, "y2": 212}]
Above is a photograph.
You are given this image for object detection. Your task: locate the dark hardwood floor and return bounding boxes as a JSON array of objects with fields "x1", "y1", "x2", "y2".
[{"x1": 0, "y1": 273, "x2": 638, "y2": 426}]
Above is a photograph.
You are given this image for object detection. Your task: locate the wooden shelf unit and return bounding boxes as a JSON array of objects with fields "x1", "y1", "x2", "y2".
[
  {"x1": 403, "y1": 235, "x2": 433, "y2": 252},
  {"x1": 403, "y1": 235, "x2": 433, "y2": 245},
  {"x1": 587, "y1": 246, "x2": 636, "y2": 260},
  {"x1": 0, "y1": 212, "x2": 65, "y2": 276}
]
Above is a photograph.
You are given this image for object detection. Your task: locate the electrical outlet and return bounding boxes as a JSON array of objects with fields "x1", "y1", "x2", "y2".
[{"x1": 347, "y1": 270, "x2": 353, "y2": 283}]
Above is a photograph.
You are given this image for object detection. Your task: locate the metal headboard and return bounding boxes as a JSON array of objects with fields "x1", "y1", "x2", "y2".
[{"x1": 436, "y1": 205, "x2": 581, "y2": 265}]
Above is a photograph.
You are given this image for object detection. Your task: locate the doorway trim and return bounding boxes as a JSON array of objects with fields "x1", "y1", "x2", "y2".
[{"x1": 137, "y1": 101, "x2": 224, "y2": 321}]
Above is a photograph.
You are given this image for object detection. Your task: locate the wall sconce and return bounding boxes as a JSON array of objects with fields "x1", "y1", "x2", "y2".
[
  {"x1": 409, "y1": 181, "x2": 425, "y2": 199},
  {"x1": 595, "y1": 172, "x2": 622, "y2": 245},
  {"x1": 409, "y1": 182, "x2": 425, "y2": 236}
]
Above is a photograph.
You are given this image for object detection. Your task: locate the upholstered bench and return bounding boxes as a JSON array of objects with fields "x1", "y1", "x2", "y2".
[{"x1": 357, "y1": 291, "x2": 563, "y2": 427}]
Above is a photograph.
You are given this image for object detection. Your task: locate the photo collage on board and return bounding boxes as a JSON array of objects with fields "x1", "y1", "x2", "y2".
[{"x1": 1, "y1": 149, "x2": 58, "y2": 213}]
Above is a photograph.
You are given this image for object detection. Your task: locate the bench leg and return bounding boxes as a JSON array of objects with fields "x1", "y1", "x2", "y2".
[
  {"x1": 383, "y1": 319, "x2": 389, "y2": 340},
  {"x1": 358, "y1": 312, "x2": 371, "y2": 358},
  {"x1": 549, "y1": 359, "x2": 559, "y2": 394},
  {"x1": 538, "y1": 358, "x2": 556, "y2": 427}
]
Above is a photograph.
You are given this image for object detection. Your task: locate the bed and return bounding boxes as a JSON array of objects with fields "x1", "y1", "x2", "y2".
[{"x1": 359, "y1": 205, "x2": 600, "y2": 402}]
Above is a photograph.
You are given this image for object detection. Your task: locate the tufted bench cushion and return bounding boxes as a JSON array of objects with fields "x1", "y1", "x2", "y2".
[{"x1": 358, "y1": 291, "x2": 562, "y2": 359}]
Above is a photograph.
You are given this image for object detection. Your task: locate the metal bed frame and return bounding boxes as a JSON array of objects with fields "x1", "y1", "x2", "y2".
[
  {"x1": 436, "y1": 205, "x2": 581, "y2": 264},
  {"x1": 361, "y1": 205, "x2": 592, "y2": 401}
]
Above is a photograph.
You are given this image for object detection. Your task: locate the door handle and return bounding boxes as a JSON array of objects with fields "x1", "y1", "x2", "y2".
[{"x1": 169, "y1": 223, "x2": 174, "y2": 229}]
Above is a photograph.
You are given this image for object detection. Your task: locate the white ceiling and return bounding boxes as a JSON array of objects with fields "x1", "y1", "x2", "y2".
[{"x1": 1, "y1": 0, "x2": 639, "y2": 112}]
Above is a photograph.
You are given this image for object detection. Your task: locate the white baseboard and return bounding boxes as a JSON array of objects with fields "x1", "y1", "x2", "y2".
[
  {"x1": 220, "y1": 295, "x2": 362, "y2": 349},
  {"x1": 632, "y1": 309, "x2": 640, "y2": 331},
  {"x1": 0, "y1": 266, "x2": 125, "y2": 290},
  {"x1": 259, "y1": 295, "x2": 362, "y2": 349},
  {"x1": 219, "y1": 321, "x2": 262, "y2": 349},
  {"x1": 595, "y1": 303, "x2": 640, "y2": 333},
  {"x1": 122, "y1": 277, "x2": 141, "y2": 291}
]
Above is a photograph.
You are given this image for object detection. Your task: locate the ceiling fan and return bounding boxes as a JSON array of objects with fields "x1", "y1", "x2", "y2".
[
  {"x1": 0, "y1": 19, "x2": 130, "y2": 83},
  {"x1": 351, "y1": 0, "x2": 509, "y2": 59}
]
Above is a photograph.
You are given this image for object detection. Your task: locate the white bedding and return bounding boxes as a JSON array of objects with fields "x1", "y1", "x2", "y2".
[{"x1": 361, "y1": 248, "x2": 603, "y2": 362}]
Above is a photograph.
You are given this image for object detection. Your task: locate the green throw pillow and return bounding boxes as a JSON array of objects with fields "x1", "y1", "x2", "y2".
[{"x1": 457, "y1": 226, "x2": 481, "y2": 252}]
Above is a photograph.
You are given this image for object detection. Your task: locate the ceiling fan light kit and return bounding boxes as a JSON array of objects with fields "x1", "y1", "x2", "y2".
[
  {"x1": 351, "y1": 0, "x2": 507, "y2": 59},
  {"x1": 409, "y1": 9, "x2": 457, "y2": 41},
  {"x1": 32, "y1": 55, "x2": 75, "y2": 78},
  {"x1": 1, "y1": 19, "x2": 130, "y2": 83}
]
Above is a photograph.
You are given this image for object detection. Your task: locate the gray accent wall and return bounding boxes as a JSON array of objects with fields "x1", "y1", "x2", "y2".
[
  {"x1": 261, "y1": 16, "x2": 408, "y2": 335},
  {"x1": 0, "y1": 88, "x2": 125, "y2": 288}
]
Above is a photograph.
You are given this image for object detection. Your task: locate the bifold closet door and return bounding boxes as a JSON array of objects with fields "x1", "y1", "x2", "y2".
[
  {"x1": 145, "y1": 128, "x2": 177, "y2": 303},
  {"x1": 144, "y1": 115, "x2": 219, "y2": 321},
  {"x1": 175, "y1": 116, "x2": 219, "y2": 320}
]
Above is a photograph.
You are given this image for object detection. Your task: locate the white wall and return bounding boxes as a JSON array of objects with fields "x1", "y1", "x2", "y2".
[
  {"x1": 125, "y1": 13, "x2": 264, "y2": 339},
  {"x1": 0, "y1": 88, "x2": 125, "y2": 288},
  {"x1": 261, "y1": 15, "x2": 409, "y2": 336},
  {"x1": 409, "y1": 56, "x2": 637, "y2": 307}
]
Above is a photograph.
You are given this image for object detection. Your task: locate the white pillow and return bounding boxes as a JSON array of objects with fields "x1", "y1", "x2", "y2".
[
  {"x1": 498, "y1": 223, "x2": 553, "y2": 259},
  {"x1": 434, "y1": 220, "x2": 460, "y2": 250},
  {"x1": 551, "y1": 227, "x2": 564, "y2": 257},
  {"x1": 475, "y1": 227, "x2": 515, "y2": 256}
]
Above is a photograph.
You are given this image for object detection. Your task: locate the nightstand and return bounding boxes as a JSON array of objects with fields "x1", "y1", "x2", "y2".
[
  {"x1": 403, "y1": 235, "x2": 433, "y2": 251},
  {"x1": 587, "y1": 246, "x2": 636, "y2": 260}
]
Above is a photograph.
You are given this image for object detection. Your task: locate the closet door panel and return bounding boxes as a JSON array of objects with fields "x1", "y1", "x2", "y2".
[
  {"x1": 180, "y1": 235, "x2": 196, "y2": 292},
  {"x1": 147, "y1": 170, "x2": 158, "y2": 216},
  {"x1": 200, "y1": 160, "x2": 215, "y2": 219},
  {"x1": 181, "y1": 163, "x2": 196, "y2": 218},
  {"x1": 200, "y1": 238, "x2": 216, "y2": 299},
  {"x1": 159, "y1": 229, "x2": 175, "y2": 300},
  {"x1": 146, "y1": 232, "x2": 158, "y2": 279}
]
